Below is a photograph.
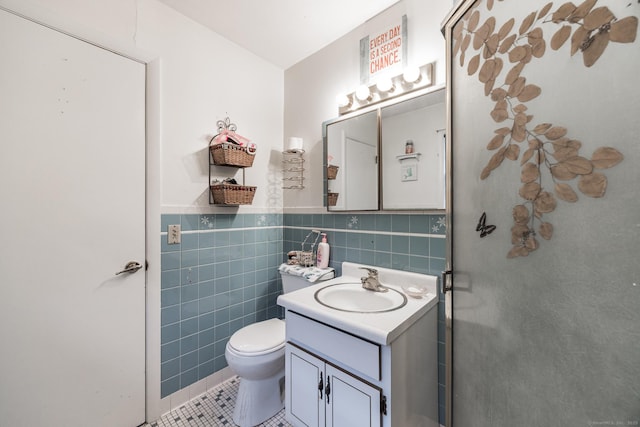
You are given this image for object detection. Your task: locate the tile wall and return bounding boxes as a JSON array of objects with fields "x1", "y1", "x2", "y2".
[{"x1": 160, "y1": 212, "x2": 446, "y2": 423}]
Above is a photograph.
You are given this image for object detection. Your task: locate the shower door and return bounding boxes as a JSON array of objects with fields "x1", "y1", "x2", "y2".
[{"x1": 443, "y1": 1, "x2": 640, "y2": 426}]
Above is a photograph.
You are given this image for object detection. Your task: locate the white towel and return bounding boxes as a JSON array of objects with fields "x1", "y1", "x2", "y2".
[{"x1": 279, "y1": 263, "x2": 335, "y2": 283}]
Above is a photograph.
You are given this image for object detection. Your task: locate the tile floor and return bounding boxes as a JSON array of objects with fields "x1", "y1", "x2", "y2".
[{"x1": 145, "y1": 377, "x2": 291, "y2": 427}]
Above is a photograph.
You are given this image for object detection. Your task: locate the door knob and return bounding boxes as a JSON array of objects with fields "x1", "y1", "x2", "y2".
[{"x1": 115, "y1": 261, "x2": 143, "y2": 275}]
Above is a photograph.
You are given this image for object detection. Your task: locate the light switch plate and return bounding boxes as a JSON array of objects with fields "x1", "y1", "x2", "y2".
[{"x1": 168, "y1": 224, "x2": 181, "y2": 244}]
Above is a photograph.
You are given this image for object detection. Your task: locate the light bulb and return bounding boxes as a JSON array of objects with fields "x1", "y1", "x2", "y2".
[
  {"x1": 376, "y1": 77, "x2": 395, "y2": 93},
  {"x1": 355, "y1": 85, "x2": 371, "y2": 101},
  {"x1": 403, "y1": 67, "x2": 421, "y2": 84},
  {"x1": 336, "y1": 93, "x2": 351, "y2": 108}
]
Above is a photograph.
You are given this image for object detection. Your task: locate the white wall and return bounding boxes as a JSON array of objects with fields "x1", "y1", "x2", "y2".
[
  {"x1": 284, "y1": 0, "x2": 454, "y2": 212},
  {"x1": 3, "y1": 0, "x2": 284, "y2": 214}
]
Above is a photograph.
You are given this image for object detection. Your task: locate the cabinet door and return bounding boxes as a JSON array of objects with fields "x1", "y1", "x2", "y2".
[
  {"x1": 286, "y1": 345, "x2": 326, "y2": 427},
  {"x1": 325, "y1": 365, "x2": 382, "y2": 427}
]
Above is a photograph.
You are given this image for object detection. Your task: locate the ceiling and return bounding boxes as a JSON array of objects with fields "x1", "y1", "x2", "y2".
[{"x1": 157, "y1": 0, "x2": 400, "y2": 69}]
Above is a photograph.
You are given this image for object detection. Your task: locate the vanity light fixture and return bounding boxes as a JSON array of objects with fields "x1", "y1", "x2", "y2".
[{"x1": 337, "y1": 62, "x2": 435, "y2": 115}]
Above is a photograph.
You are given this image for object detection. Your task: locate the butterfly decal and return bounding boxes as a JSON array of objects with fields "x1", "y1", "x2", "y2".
[{"x1": 476, "y1": 212, "x2": 496, "y2": 238}]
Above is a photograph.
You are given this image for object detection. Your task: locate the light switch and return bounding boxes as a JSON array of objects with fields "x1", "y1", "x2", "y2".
[{"x1": 168, "y1": 224, "x2": 181, "y2": 244}]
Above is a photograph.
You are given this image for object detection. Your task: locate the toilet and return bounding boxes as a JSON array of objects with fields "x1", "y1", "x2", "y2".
[{"x1": 225, "y1": 266, "x2": 333, "y2": 427}]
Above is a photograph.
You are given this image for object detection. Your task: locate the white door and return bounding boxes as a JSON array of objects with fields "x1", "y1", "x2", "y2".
[
  {"x1": 0, "y1": 9, "x2": 146, "y2": 427},
  {"x1": 344, "y1": 137, "x2": 378, "y2": 210},
  {"x1": 286, "y1": 345, "x2": 325, "y2": 427},
  {"x1": 326, "y1": 365, "x2": 381, "y2": 427}
]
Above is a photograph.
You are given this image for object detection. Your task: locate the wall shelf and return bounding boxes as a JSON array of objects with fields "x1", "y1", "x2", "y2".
[
  {"x1": 282, "y1": 149, "x2": 305, "y2": 189},
  {"x1": 396, "y1": 153, "x2": 422, "y2": 161}
]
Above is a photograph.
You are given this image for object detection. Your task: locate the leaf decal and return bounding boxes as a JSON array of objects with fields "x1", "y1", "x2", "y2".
[
  {"x1": 511, "y1": 223, "x2": 530, "y2": 243},
  {"x1": 564, "y1": 156, "x2": 594, "y2": 175},
  {"x1": 519, "y1": 182, "x2": 541, "y2": 200},
  {"x1": 509, "y1": 46, "x2": 528, "y2": 63},
  {"x1": 571, "y1": 25, "x2": 590, "y2": 56},
  {"x1": 487, "y1": 134, "x2": 506, "y2": 150},
  {"x1": 507, "y1": 245, "x2": 530, "y2": 258},
  {"x1": 505, "y1": 63, "x2": 525, "y2": 85},
  {"x1": 591, "y1": 147, "x2": 624, "y2": 169},
  {"x1": 551, "y1": 26, "x2": 572, "y2": 50},
  {"x1": 473, "y1": 17, "x2": 497, "y2": 49},
  {"x1": 499, "y1": 34, "x2": 517, "y2": 54},
  {"x1": 555, "y1": 183, "x2": 579, "y2": 202},
  {"x1": 508, "y1": 76, "x2": 526, "y2": 97},
  {"x1": 519, "y1": 12, "x2": 537, "y2": 35},
  {"x1": 505, "y1": 143, "x2": 521, "y2": 160},
  {"x1": 479, "y1": 59, "x2": 497, "y2": 83},
  {"x1": 538, "y1": 2, "x2": 554, "y2": 20},
  {"x1": 545, "y1": 126, "x2": 568, "y2": 140},
  {"x1": 552, "y1": 2, "x2": 577, "y2": 22},
  {"x1": 534, "y1": 191, "x2": 557, "y2": 213},
  {"x1": 521, "y1": 148, "x2": 535, "y2": 165},
  {"x1": 521, "y1": 162, "x2": 539, "y2": 183},
  {"x1": 578, "y1": 172, "x2": 607, "y2": 197},
  {"x1": 481, "y1": 146, "x2": 507, "y2": 180},
  {"x1": 533, "y1": 123, "x2": 552, "y2": 134},
  {"x1": 551, "y1": 163, "x2": 577, "y2": 181},
  {"x1": 468, "y1": 54, "x2": 481, "y2": 75},
  {"x1": 517, "y1": 84, "x2": 542, "y2": 102},
  {"x1": 583, "y1": 32, "x2": 610, "y2": 67},
  {"x1": 583, "y1": 6, "x2": 614, "y2": 31},
  {"x1": 498, "y1": 18, "x2": 515, "y2": 39},
  {"x1": 512, "y1": 205, "x2": 530, "y2": 224},
  {"x1": 569, "y1": 0, "x2": 598, "y2": 22},
  {"x1": 491, "y1": 88, "x2": 508, "y2": 101},
  {"x1": 467, "y1": 10, "x2": 480, "y2": 32},
  {"x1": 539, "y1": 222, "x2": 553, "y2": 240},
  {"x1": 610, "y1": 16, "x2": 638, "y2": 43}
]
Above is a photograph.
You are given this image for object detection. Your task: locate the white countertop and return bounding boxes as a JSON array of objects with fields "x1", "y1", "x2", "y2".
[{"x1": 277, "y1": 262, "x2": 439, "y2": 345}]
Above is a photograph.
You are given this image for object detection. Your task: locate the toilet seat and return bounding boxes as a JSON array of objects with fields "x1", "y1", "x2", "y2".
[{"x1": 228, "y1": 318, "x2": 285, "y2": 356}]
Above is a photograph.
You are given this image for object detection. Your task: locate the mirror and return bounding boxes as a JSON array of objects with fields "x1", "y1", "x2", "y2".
[
  {"x1": 323, "y1": 110, "x2": 379, "y2": 211},
  {"x1": 323, "y1": 86, "x2": 445, "y2": 211},
  {"x1": 381, "y1": 88, "x2": 446, "y2": 210}
]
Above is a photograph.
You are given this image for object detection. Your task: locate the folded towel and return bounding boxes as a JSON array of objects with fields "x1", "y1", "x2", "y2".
[{"x1": 279, "y1": 263, "x2": 335, "y2": 283}]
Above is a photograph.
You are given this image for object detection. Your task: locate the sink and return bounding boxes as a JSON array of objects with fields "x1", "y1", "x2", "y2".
[{"x1": 314, "y1": 282, "x2": 407, "y2": 313}]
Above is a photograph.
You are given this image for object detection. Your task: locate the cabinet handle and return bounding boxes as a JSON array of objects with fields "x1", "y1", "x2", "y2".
[
  {"x1": 318, "y1": 372, "x2": 324, "y2": 399},
  {"x1": 325, "y1": 375, "x2": 331, "y2": 404}
]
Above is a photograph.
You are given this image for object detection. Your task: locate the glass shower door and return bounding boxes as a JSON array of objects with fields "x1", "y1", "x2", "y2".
[{"x1": 443, "y1": 1, "x2": 640, "y2": 426}]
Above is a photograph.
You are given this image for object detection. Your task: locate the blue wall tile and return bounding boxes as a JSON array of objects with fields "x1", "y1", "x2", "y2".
[{"x1": 160, "y1": 210, "x2": 449, "y2": 419}]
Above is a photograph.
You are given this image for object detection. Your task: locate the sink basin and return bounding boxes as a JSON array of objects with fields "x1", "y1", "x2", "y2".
[{"x1": 314, "y1": 282, "x2": 407, "y2": 313}]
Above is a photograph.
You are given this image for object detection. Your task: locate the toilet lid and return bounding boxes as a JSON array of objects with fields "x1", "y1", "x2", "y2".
[{"x1": 228, "y1": 318, "x2": 285, "y2": 354}]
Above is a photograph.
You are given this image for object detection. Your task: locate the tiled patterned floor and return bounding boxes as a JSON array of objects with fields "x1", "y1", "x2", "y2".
[{"x1": 145, "y1": 377, "x2": 291, "y2": 427}]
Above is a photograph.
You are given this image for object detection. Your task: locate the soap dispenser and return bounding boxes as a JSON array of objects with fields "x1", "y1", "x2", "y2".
[{"x1": 316, "y1": 233, "x2": 330, "y2": 268}]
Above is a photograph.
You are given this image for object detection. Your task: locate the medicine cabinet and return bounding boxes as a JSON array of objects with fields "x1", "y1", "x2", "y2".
[{"x1": 323, "y1": 86, "x2": 446, "y2": 211}]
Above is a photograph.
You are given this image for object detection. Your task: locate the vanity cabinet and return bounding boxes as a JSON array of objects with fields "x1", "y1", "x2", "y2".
[
  {"x1": 283, "y1": 309, "x2": 438, "y2": 427},
  {"x1": 286, "y1": 344, "x2": 382, "y2": 427}
]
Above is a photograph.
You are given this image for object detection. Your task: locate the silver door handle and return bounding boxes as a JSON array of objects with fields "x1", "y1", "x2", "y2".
[{"x1": 115, "y1": 261, "x2": 143, "y2": 275}]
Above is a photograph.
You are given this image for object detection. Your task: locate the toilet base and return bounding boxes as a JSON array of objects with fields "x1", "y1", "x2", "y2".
[{"x1": 232, "y1": 371, "x2": 285, "y2": 427}]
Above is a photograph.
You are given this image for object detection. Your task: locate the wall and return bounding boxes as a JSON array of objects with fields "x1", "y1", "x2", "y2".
[{"x1": 283, "y1": 1, "x2": 454, "y2": 424}]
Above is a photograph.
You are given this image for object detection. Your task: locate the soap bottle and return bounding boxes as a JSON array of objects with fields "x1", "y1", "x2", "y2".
[{"x1": 316, "y1": 233, "x2": 330, "y2": 268}]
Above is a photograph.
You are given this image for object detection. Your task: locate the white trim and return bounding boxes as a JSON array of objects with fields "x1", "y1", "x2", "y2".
[{"x1": 284, "y1": 225, "x2": 446, "y2": 239}]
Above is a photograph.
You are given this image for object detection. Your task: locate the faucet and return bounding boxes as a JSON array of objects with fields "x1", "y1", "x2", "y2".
[{"x1": 359, "y1": 267, "x2": 388, "y2": 292}]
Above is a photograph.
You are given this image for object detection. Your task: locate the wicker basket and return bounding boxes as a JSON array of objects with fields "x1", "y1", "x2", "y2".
[
  {"x1": 210, "y1": 184, "x2": 256, "y2": 205},
  {"x1": 210, "y1": 143, "x2": 256, "y2": 167},
  {"x1": 327, "y1": 192, "x2": 339, "y2": 206},
  {"x1": 327, "y1": 165, "x2": 339, "y2": 180}
]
